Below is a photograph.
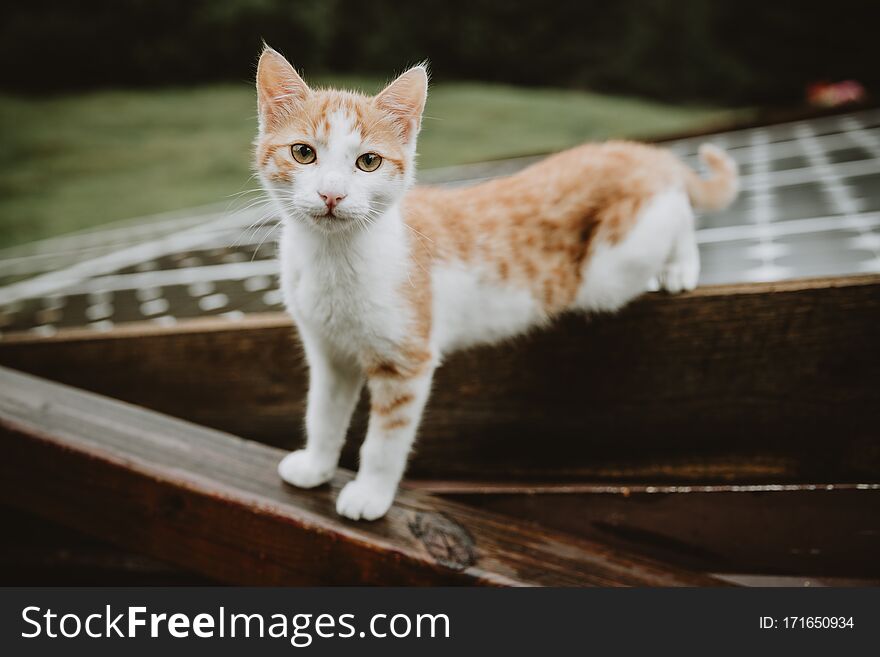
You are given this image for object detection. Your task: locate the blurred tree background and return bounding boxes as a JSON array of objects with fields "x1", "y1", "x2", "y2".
[{"x1": 1, "y1": 0, "x2": 875, "y2": 103}]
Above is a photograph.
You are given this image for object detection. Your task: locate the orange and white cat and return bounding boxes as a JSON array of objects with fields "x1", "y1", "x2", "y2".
[{"x1": 255, "y1": 47, "x2": 738, "y2": 520}]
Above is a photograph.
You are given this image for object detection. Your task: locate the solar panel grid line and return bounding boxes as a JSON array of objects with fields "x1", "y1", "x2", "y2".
[
  {"x1": 741, "y1": 130, "x2": 788, "y2": 282},
  {"x1": 681, "y1": 127, "x2": 878, "y2": 162},
  {"x1": 28, "y1": 324, "x2": 57, "y2": 337},
  {"x1": 0, "y1": 244, "x2": 139, "y2": 279},
  {"x1": 12, "y1": 251, "x2": 280, "y2": 334},
  {"x1": 798, "y1": 123, "x2": 880, "y2": 272},
  {"x1": 843, "y1": 116, "x2": 880, "y2": 159},
  {"x1": 797, "y1": 124, "x2": 860, "y2": 214},
  {"x1": 0, "y1": 208, "x2": 263, "y2": 308},
  {"x1": 0, "y1": 220, "x2": 214, "y2": 287},
  {"x1": 669, "y1": 107, "x2": 880, "y2": 152},
  {"x1": 842, "y1": 117, "x2": 880, "y2": 271},
  {"x1": 696, "y1": 211, "x2": 880, "y2": 244},
  {"x1": 738, "y1": 157, "x2": 880, "y2": 191},
  {"x1": 0, "y1": 201, "x2": 232, "y2": 262}
]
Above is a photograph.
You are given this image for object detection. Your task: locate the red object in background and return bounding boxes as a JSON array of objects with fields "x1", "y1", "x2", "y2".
[{"x1": 807, "y1": 80, "x2": 866, "y2": 107}]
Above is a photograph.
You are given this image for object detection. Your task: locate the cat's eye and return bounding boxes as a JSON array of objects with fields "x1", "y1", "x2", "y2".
[
  {"x1": 291, "y1": 143, "x2": 316, "y2": 164},
  {"x1": 356, "y1": 152, "x2": 382, "y2": 172}
]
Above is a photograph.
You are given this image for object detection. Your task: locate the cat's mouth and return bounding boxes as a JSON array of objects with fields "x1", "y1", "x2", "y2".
[
  {"x1": 298, "y1": 203, "x2": 364, "y2": 228},
  {"x1": 306, "y1": 207, "x2": 358, "y2": 229},
  {"x1": 311, "y1": 207, "x2": 359, "y2": 223}
]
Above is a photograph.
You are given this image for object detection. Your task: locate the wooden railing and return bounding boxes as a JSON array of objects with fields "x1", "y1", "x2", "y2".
[{"x1": 2, "y1": 275, "x2": 877, "y2": 483}]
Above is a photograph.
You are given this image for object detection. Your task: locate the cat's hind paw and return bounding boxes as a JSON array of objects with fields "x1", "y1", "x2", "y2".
[
  {"x1": 336, "y1": 478, "x2": 396, "y2": 521},
  {"x1": 278, "y1": 450, "x2": 335, "y2": 489},
  {"x1": 658, "y1": 259, "x2": 699, "y2": 294}
]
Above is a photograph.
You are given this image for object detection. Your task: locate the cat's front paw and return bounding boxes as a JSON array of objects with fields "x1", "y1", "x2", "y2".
[
  {"x1": 278, "y1": 450, "x2": 335, "y2": 488},
  {"x1": 336, "y1": 478, "x2": 396, "y2": 521},
  {"x1": 658, "y1": 260, "x2": 699, "y2": 294}
]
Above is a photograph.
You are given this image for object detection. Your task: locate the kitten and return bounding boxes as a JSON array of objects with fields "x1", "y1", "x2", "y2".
[{"x1": 255, "y1": 46, "x2": 738, "y2": 520}]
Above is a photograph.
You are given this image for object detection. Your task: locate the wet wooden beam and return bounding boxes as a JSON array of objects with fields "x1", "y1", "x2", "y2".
[
  {"x1": 421, "y1": 482, "x2": 880, "y2": 580},
  {"x1": 0, "y1": 505, "x2": 211, "y2": 586},
  {"x1": 0, "y1": 366, "x2": 720, "y2": 587},
  {"x1": 1, "y1": 274, "x2": 878, "y2": 483}
]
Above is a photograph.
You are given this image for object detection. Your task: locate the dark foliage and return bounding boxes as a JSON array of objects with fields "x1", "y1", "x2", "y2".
[{"x1": 1, "y1": 0, "x2": 875, "y2": 103}]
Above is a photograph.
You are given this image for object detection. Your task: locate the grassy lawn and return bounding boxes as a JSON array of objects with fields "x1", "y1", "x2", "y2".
[{"x1": 0, "y1": 78, "x2": 747, "y2": 250}]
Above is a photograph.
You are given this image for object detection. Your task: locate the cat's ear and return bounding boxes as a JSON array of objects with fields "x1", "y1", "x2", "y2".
[
  {"x1": 256, "y1": 45, "x2": 310, "y2": 131},
  {"x1": 374, "y1": 65, "x2": 428, "y2": 144}
]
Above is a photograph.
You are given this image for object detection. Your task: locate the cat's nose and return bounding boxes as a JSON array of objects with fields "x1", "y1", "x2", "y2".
[{"x1": 318, "y1": 191, "x2": 346, "y2": 211}]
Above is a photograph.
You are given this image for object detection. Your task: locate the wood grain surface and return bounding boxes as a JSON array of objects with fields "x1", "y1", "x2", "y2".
[
  {"x1": 0, "y1": 366, "x2": 722, "y2": 586},
  {"x1": 425, "y1": 482, "x2": 880, "y2": 579}
]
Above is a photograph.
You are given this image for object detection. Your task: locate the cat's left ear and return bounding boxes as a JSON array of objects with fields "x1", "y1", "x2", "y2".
[{"x1": 374, "y1": 65, "x2": 428, "y2": 144}]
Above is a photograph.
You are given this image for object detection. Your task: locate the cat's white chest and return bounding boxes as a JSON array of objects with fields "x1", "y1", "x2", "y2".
[
  {"x1": 279, "y1": 221, "x2": 409, "y2": 360},
  {"x1": 286, "y1": 267, "x2": 379, "y2": 338}
]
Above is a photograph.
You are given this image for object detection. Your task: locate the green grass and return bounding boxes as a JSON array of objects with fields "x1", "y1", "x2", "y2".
[{"x1": 0, "y1": 78, "x2": 748, "y2": 250}]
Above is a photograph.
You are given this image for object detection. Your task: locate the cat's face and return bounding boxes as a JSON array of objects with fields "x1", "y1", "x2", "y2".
[{"x1": 255, "y1": 47, "x2": 427, "y2": 234}]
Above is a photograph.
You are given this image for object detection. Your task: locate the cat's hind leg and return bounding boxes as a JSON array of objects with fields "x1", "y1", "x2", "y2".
[
  {"x1": 577, "y1": 189, "x2": 692, "y2": 312},
  {"x1": 657, "y1": 197, "x2": 700, "y2": 294}
]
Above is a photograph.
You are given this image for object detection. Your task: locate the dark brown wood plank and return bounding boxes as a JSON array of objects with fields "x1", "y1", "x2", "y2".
[
  {"x1": 423, "y1": 482, "x2": 880, "y2": 579},
  {"x1": 0, "y1": 505, "x2": 211, "y2": 586},
  {"x1": 0, "y1": 366, "x2": 720, "y2": 587},
  {"x1": 1, "y1": 274, "x2": 878, "y2": 483}
]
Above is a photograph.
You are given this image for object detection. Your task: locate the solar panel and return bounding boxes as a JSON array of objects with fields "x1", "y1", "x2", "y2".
[{"x1": 1, "y1": 108, "x2": 878, "y2": 338}]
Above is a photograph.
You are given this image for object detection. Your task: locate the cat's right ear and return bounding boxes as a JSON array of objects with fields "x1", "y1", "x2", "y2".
[{"x1": 256, "y1": 46, "x2": 310, "y2": 132}]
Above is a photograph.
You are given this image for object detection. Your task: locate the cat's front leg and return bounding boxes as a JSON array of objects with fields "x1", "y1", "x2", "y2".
[
  {"x1": 278, "y1": 333, "x2": 363, "y2": 489},
  {"x1": 336, "y1": 357, "x2": 435, "y2": 521}
]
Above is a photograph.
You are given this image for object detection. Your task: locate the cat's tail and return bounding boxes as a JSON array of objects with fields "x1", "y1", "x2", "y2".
[{"x1": 683, "y1": 143, "x2": 739, "y2": 212}]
